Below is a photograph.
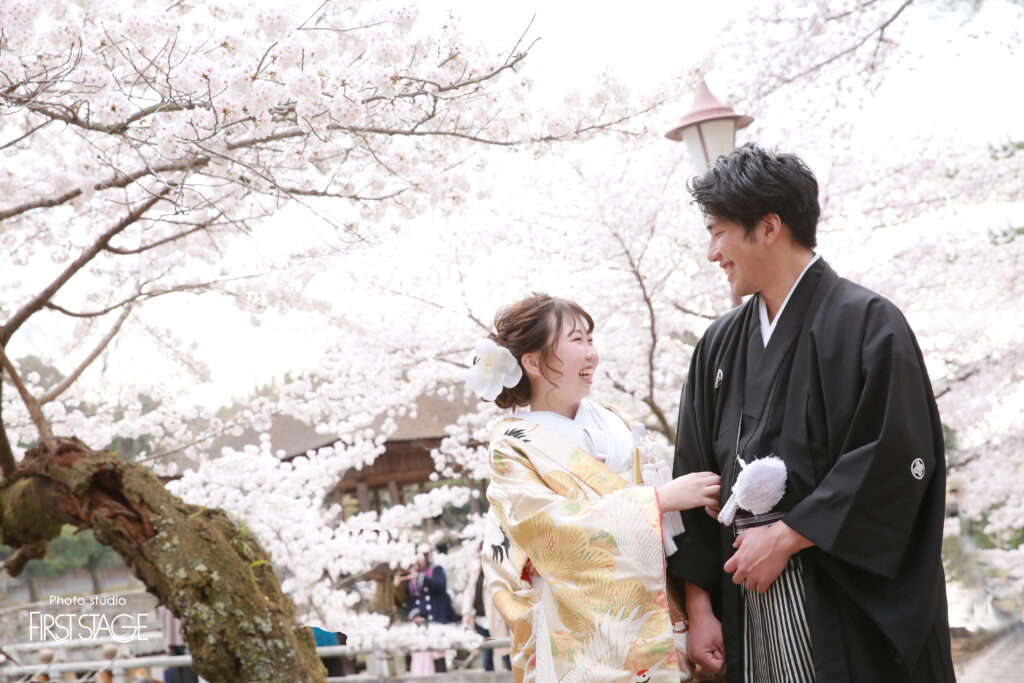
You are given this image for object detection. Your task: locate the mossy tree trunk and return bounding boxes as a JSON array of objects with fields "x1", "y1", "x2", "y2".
[{"x1": 0, "y1": 437, "x2": 325, "y2": 683}]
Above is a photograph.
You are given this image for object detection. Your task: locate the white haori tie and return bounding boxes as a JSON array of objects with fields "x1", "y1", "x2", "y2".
[{"x1": 634, "y1": 423, "x2": 686, "y2": 555}]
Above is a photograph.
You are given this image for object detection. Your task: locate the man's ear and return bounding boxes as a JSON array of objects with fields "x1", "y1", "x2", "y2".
[
  {"x1": 521, "y1": 351, "x2": 542, "y2": 380},
  {"x1": 760, "y1": 213, "x2": 784, "y2": 247}
]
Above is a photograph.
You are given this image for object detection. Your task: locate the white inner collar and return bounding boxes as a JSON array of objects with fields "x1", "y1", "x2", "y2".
[{"x1": 758, "y1": 253, "x2": 820, "y2": 347}]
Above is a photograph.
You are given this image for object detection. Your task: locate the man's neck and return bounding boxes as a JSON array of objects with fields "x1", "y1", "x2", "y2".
[{"x1": 760, "y1": 249, "x2": 816, "y2": 322}]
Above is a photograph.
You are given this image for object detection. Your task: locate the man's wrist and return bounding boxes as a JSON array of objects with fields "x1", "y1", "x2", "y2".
[
  {"x1": 683, "y1": 582, "x2": 715, "y2": 619},
  {"x1": 776, "y1": 521, "x2": 814, "y2": 553}
]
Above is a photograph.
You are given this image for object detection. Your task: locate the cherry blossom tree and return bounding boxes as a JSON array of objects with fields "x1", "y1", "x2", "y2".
[
  {"x1": 239, "y1": 0, "x2": 1024, "y2": 643},
  {"x1": 0, "y1": 0, "x2": 653, "y2": 679},
  {"x1": 3, "y1": 0, "x2": 1022, "y2": 678}
]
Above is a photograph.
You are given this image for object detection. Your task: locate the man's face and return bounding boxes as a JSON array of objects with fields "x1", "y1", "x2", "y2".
[{"x1": 705, "y1": 215, "x2": 766, "y2": 298}]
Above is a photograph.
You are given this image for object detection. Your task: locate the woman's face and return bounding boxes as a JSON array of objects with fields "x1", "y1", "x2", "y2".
[{"x1": 530, "y1": 314, "x2": 599, "y2": 412}]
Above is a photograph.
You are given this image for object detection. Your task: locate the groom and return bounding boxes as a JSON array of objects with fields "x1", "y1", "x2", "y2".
[{"x1": 668, "y1": 143, "x2": 955, "y2": 681}]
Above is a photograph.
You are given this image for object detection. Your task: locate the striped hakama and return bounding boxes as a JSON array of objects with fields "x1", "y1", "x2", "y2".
[{"x1": 743, "y1": 556, "x2": 814, "y2": 683}]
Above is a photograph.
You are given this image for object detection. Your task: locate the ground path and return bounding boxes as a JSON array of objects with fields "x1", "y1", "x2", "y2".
[{"x1": 957, "y1": 628, "x2": 1024, "y2": 682}]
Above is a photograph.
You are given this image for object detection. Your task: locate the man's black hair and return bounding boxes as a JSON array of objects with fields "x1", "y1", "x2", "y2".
[{"x1": 687, "y1": 142, "x2": 820, "y2": 249}]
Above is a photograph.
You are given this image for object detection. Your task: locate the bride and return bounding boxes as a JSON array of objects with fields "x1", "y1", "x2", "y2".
[{"x1": 469, "y1": 293, "x2": 719, "y2": 682}]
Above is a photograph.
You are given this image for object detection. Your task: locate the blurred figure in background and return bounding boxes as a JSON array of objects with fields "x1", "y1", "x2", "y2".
[
  {"x1": 396, "y1": 550, "x2": 456, "y2": 673},
  {"x1": 460, "y1": 551, "x2": 510, "y2": 672}
]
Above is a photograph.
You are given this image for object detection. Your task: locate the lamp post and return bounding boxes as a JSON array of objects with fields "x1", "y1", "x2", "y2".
[
  {"x1": 667, "y1": 81, "x2": 753, "y2": 307},
  {"x1": 665, "y1": 80, "x2": 753, "y2": 168}
]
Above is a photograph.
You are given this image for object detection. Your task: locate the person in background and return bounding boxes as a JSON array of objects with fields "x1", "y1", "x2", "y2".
[
  {"x1": 396, "y1": 550, "x2": 457, "y2": 673},
  {"x1": 459, "y1": 550, "x2": 510, "y2": 672}
]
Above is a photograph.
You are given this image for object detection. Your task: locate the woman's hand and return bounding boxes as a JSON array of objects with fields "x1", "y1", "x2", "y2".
[{"x1": 657, "y1": 472, "x2": 721, "y2": 512}]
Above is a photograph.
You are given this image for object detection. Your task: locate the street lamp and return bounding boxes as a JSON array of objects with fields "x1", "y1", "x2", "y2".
[
  {"x1": 667, "y1": 81, "x2": 753, "y2": 308},
  {"x1": 665, "y1": 80, "x2": 753, "y2": 168}
]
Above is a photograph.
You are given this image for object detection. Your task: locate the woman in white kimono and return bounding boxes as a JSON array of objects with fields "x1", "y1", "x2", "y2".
[{"x1": 470, "y1": 293, "x2": 720, "y2": 683}]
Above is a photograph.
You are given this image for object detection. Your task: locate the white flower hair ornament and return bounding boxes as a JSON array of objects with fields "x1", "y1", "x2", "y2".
[
  {"x1": 467, "y1": 338, "x2": 523, "y2": 401},
  {"x1": 717, "y1": 456, "x2": 788, "y2": 526}
]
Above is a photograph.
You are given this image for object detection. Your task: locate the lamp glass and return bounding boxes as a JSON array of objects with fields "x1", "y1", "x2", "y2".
[{"x1": 681, "y1": 118, "x2": 739, "y2": 168}]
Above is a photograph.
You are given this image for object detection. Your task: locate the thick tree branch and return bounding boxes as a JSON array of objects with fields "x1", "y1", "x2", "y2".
[
  {"x1": 0, "y1": 440, "x2": 325, "y2": 681},
  {"x1": 0, "y1": 374, "x2": 16, "y2": 478},
  {"x1": 0, "y1": 158, "x2": 205, "y2": 222},
  {"x1": 39, "y1": 306, "x2": 133, "y2": 405},
  {"x1": 0, "y1": 191, "x2": 167, "y2": 346},
  {"x1": 0, "y1": 346, "x2": 54, "y2": 443},
  {"x1": 20, "y1": 98, "x2": 195, "y2": 135}
]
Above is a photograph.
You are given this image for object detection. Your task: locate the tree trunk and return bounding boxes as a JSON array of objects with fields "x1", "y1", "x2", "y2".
[
  {"x1": 0, "y1": 437, "x2": 325, "y2": 682},
  {"x1": 87, "y1": 560, "x2": 103, "y2": 595},
  {"x1": 26, "y1": 574, "x2": 38, "y2": 603}
]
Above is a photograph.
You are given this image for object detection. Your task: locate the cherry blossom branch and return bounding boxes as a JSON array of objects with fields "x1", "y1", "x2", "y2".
[
  {"x1": 759, "y1": 0, "x2": 914, "y2": 97},
  {"x1": 44, "y1": 274, "x2": 260, "y2": 319},
  {"x1": 673, "y1": 303, "x2": 720, "y2": 321},
  {"x1": 22, "y1": 97, "x2": 196, "y2": 136},
  {"x1": 0, "y1": 377, "x2": 16, "y2": 478},
  {"x1": 823, "y1": 0, "x2": 882, "y2": 23},
  {"x1": 0, "y1": 119, "x2": 53, "y2": 151},
  {"x1": 0, "y1": 191, "x2": 168, "y2": 345},
  {"x1": 220, "y1": 107, "x2": 649, "y2": 153},
  {"x1": 603, "y1": 220, "x2": 675, "y2": 441},
  {"x1": 275, "y1": 186, "x2": 406, "y2": 202},
  {"x1": 0, "y1": 158, "x2": 205, "y2": 222},
  {"x1": 104, "y1": 222, "x2": 210, "y2": 255},
  {"x1": 362, "y1": 46, "x2": 534, "y2": 104},
  {"x1": 934, "y1": 367, "x2": 981, "y2": 401},
  {"x1": 38, "y1": 306, "x2": 134, "y2": 405},
  {"x1": 0, "y1": 345, "x2": 54, "y2": 443}
]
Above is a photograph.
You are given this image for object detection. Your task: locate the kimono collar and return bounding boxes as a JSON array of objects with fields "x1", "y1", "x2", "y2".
[
  {"x1": 518, "y1": 399, "x2": 633, "y2": 475},
  {"x1": 758, "y1": 253, "x2": 821, "y2": 347},
  {"x1": 495, "y1": 413, "x2": 628, "y2": 498}
]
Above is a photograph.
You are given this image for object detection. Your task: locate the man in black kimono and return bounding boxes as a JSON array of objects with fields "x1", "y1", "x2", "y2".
[{"x1": 669, "y1": 143, "x2": 955, "y2": 682}]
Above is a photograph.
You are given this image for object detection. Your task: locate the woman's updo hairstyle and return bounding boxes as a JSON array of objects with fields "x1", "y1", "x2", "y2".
[{"x1": 488, "y1": 293, "x2": 594, "y2": 410}]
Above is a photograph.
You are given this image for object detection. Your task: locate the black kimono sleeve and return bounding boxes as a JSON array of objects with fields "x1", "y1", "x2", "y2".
[
  {"x1": 783, "y1": 298, "x2": 939, "y2": 580},
  {"x1": 668, "y1": 335, "x2": 724, "y2": 598}
]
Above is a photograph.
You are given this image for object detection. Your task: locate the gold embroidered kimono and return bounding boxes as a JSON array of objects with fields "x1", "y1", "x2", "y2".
[{"x1": 482, "y1": 411, "x2": 681, "y2": 683}]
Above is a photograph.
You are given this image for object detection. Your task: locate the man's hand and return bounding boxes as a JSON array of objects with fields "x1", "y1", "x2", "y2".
[
  {"x1": 687, "y1": 609, "x2": 725, "y2": 675},
  {"x1": 723, "y1": 522, "x2": 813, "y2": 593},
  {"x1": 684, "y1": 582, "x2": 725, "y2": 675}
]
